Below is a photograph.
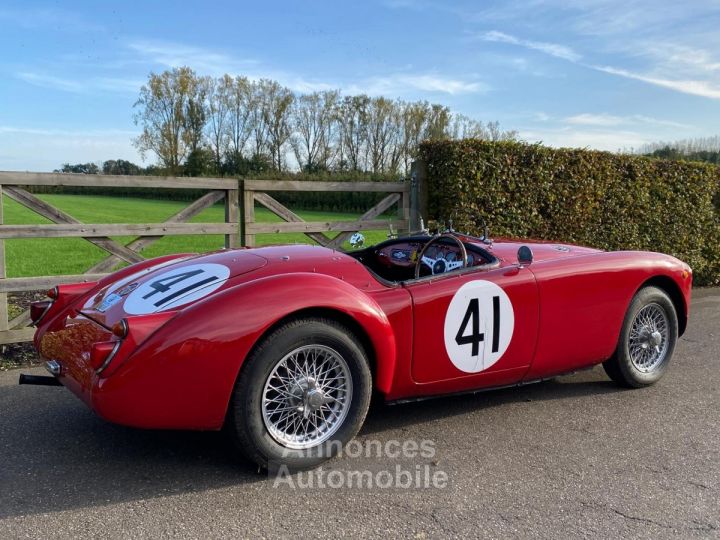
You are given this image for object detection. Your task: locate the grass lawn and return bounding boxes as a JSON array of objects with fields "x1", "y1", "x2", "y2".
[{"x1": 3, "y1": 194, "x2": 394, "y2": 278}]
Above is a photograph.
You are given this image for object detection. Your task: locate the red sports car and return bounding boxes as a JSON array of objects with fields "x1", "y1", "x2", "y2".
[{"x1": 27, "y1": 231, "x2": 692, "y2": 470}]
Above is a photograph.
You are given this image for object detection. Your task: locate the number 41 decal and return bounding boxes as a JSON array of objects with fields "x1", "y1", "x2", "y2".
[
  {"x1": 444, "y1": 280, "x2": 514, "y2": 373},
  {"x1": 142, "y1": 269, "x2": 218, "y2": 308},
  {"x1": 124, "y1": 263, "x2": 231, "y2": 315},
  {"x1": 455, "y1": 296, "x2": 501, "y2": 356}
]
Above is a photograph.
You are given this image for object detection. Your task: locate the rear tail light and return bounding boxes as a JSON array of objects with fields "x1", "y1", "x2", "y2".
[
  {"x1": 32, "y1": 282, "x2": 99, "y2": 328},
  {"x1": 92, "y1": 312, "x2": 178, "y2": 378},
  {"x1": 30, "y1": 300, "x2": 53, "y2": 325},
  {"x1": 112, "y1": 319, "x2": 129, "y2": 339},
  {"x1": 90, "y1": 341, "x2": 122, "y2": 373}
]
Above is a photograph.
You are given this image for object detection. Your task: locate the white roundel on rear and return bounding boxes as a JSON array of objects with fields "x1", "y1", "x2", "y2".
[
  {"x1": 124, "y1": 263, "x2": 230, "y2": 315},
  {"x1": 443, "y1": 280, "x2": 515, "y2": 373}
]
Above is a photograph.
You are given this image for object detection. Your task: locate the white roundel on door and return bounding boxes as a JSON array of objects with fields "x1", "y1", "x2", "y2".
[
  {"x1": 443, "y1": 280, "x2": 515, "y2": 373},
  {"x1": 124, "y1": 263, "x2": 230, "y2": 315}
]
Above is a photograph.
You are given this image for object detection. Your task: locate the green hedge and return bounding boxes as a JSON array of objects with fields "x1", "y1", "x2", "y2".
[{"x1": 419, "y1": 140, "x2": 720, "y2": 286}]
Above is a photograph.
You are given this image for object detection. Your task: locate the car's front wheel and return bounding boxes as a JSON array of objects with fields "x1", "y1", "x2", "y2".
[
  {"x1": 603, "y1": 286, "x2": 678, "y2": 388},
  {"x1": 227, "y1": 317, "x2": 372, "y2": 471}
]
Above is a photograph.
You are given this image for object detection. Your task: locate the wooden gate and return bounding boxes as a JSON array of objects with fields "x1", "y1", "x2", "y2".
[
  {"x1": 242, "y1": 180, "x2": 410, "y2": 249},
  {"x1": 0, "y1": 172, "x2": 239, "y2": 345}
]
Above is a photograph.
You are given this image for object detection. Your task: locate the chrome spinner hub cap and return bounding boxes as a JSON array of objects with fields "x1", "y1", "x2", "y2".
[
  {"x1": 262, "y1": 345, "x2": 352, "y2": 449},
  {"x1": 628, "y1": 303, "x2": 669, "y2": 373}
]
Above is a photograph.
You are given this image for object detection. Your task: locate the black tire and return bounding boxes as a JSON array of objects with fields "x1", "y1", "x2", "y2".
[
  {"x1": 603, "y1": 286, "x2": 678, "y2": 388},
  {"x1": 227, "y1": 317, "x2": 372, "y2": 472}
]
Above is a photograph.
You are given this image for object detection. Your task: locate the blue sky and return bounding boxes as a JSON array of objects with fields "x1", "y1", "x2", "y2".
[{"x1": 1, "y1": 0, "x2": 719, "y2": 171}]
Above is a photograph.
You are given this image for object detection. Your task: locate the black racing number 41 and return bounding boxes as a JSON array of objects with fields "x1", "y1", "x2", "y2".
[
  {"x1": 455, "y1": 296, "x2": 501, "y2": 356},
  {"x1": 143, "y1": 269, "x2": 219, "y2": 308}
]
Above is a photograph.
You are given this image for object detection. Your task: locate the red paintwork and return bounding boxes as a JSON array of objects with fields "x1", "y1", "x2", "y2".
[{"x1": 32, "y1": 237, "x2": 692, "y2": 431}]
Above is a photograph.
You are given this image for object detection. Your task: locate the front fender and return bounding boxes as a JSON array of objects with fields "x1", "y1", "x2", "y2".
[{"x1": 93, "y1": 273, "x2": 396, "y2": 430}]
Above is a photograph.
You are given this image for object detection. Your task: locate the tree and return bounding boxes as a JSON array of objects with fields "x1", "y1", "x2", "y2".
[
  {"x1": 485, "y1": 120, "x2": 518, "y2": 142},
  {"x1": 55, "y1": 162, "x2": 99, "y2": 174},
  {"x1": 226, "y1": 76, "x2": 254, "y2": 165},
  {"x1": 102, "y1": 159, "x2": 142, "y2": 175},
  {"x1": 261, "y1": 80, "x2": 295, "y2": 171},
  {"x1": 338, "y1": 95, "x2": 370, "y2": 171},
  {"x1": 638, "y1": 137, "x2": 720, "y2": 165},
  {"x1": 291, "y1": 91, "x2": 338, "y2": 172},
  {"x1": 130, "y1": 68, "x2": 517, "y2": 175},
  {"x1": 249, "y1": 79, "x2": 272, "y2": 160},
  {"x1": 184, "y1": 147, "x2": 215, "y2": 177},
  {"x1": 206, "y1": 75, "x2": 232, "y2": 173},
  {"x1": 366, "y1": 97, "x2": 401, "y2": 173},
  {"x1": 400, "y1": 100, "x2": 430, "y2": 173},
  {"x1": 183, "y1": 75, "x2": 210, "y2": 156},
  {"x1": 133, "y1": 67, "x2": 205, "y2": 175},
  {"x1": 425, "y1": 104, "x2": 452, "y2": 140}
]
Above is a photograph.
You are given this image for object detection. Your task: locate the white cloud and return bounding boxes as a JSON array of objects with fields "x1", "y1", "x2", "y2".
[
  {"x1": 663, "y1": 45, "x2": 720, "y2": 73},
  {"x1": 126, "y1": 39, "x2": 259, "y2": 76},
  {"x1": 480, "y1": 30, "x2": 581, "y2": 62},
  {"x1": 480, "y1": 29, "x2": 720, "y2": 101},
  {"x1": 564, "y1": 113, "x2": 690, "y2": 129},
  {"x1": 593, "y1": 65, "x2": 720, "y2": 100},
  {"x1": 565, "y1": 113, "x2": 624, "y2": 126},
  {"x1": 399, "y1": 74, "x2": 486, "y2": 94},
  {"x1": 0, "y1": 126, "x2": 137, "y2": 137},
  {"x1": 16, "y1": 72, "x2": 85, "y2": 93},
  {"x1": 520, "y1": 127, "x2": 652, "y2": 152},
  {"x1": 348, "y1": 73, "x2": 486, "y2": 96},
  {"x1": 16, "y1": 72, "x2": 143, "y2": 94}
]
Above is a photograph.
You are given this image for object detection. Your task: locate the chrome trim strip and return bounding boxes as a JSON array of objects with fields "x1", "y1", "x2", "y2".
[
  {"x1": 96, "y1": 340, "x2": 123, "y2": 375},
  {"x1": 32, "y1": 301, "x2": 54, "y2": 327}
]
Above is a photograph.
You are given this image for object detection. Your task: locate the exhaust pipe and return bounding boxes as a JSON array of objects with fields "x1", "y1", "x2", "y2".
[
  {"x1": 18, "y1": 360, "x2": 63, "y2": 386},
  {"x1": 19, "y1": 374, "x2": 62, "y2": 386}
]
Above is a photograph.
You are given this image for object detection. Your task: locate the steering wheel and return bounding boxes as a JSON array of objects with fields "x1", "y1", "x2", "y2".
[{"x1": 414, "y1": 234, "x2": 469, "y2": 279}]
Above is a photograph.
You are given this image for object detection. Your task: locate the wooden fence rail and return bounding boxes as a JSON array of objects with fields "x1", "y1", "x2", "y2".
[
  {"x1": 0, "y1": 171, "x2": 418, "y2": 345},
  {"x1": 242, "y1": 179, "x2": 410, "y2": 248}
]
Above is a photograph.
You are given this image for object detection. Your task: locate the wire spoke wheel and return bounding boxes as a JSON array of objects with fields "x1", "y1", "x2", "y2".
[
  {"x1": 262, "y1": 345, "x2": 353, "y2": 449},
  {"x1": 628, "y1": 303, "x2": 669, "y2": 373}
]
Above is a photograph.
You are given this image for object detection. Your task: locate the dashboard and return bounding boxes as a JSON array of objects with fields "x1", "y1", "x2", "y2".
[
  {"x1": 349, "y1": 235, "x2": 497, "y2": 283},
  {"x1": 375, "y1": 240, "x2": 483, "y2": 269}
]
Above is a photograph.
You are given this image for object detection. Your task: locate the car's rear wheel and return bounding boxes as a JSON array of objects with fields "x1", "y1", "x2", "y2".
[
  {"x1": 603, "y1": 286, "x2": 678, "y2": 388},
  {"x1": 227, "y1": 317, "x2": 372, "y2": 471}
]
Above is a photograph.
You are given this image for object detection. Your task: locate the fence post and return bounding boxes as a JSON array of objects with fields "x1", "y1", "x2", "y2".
[
  {"x1": 243, "y1": 183, "x2": 255, "y2": 247},
  {"x1": 0, "y1": 185, "x2": 7, "y2": 335},
  {"x1": 238, "y1": 179, "x2": 246, "y2": 247},
  {"x1": 399, "y1": 183, "x2": 410, "y2": 233},
  {"x1": 409, "y1": 160, "x2": 428, "y2": 231},
  {"x1": 225, "y1": 181, "x2": 240, "y2": 249}
]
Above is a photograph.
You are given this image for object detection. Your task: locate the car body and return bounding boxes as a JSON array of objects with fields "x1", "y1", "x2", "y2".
[{"x1": 30, "y1": 232, "x2": 692, "y2": 468}]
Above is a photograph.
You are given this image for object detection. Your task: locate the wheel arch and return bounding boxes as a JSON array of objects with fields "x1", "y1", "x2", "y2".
[
  {"x1": 638, "y1": 275, "x2": 688, "y2": 336},
  {"x1": 241, "y1": 306, "x2": 379, "y2": 386},
  {"x1": 213, "y1": 273, "x2": 397, "y2": 397}
]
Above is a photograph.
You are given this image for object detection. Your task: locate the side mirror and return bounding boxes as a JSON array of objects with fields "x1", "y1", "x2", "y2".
[
  {"x1": 350, "y1": 232, "x2": 365, "y2": 249},
  {"x1": 517, "y1": 245, "x2": 533, "y2": 266}
]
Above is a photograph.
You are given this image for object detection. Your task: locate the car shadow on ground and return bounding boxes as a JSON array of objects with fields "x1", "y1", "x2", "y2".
[
  {"x1": 361, "y1": 370, "x2": 622, "y2": 435},
  {"x1": 0, "y1": 369, "x2": 623, "y2": 519}
]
